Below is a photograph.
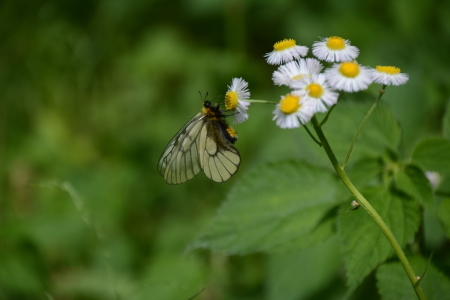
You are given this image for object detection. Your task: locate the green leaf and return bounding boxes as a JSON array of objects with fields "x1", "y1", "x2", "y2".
[
  {"x1": 394, "y1": 164, "x2": 434, "y2": 209},
  {"x1": 190, "y1": 161, "x2": 339, "y2": 254},
  {"x1": 338, "y1": 187, "x2": 421, "y2": 297},
  {"x1": 412, "y1": 137, "x2": 450, "y2": 174},
  {"x1": 438, "y1": 199, "x2": 450, "y2": 239},
  {"x1": 377, "y1": 256, "x2": 450, "y2": 300},
  {"x1": 346, "y1": 157, "x2": 382, "y2": 189},
  {"x1": 274, "y1": 101, "x2": 401, "y2": 172},
  {"x1": 267, "y1": 236, "x2": 342, "y2": 300},
  {"x1": 443, "y1": 100, "x2": 450, "y2": 138},
  {"x1": 323, "y1": 101, "x2": 401, "y2": 165}
]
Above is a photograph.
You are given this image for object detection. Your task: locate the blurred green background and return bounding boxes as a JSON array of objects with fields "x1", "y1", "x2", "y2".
[{"x1": 1, "y1": 0, "x2": 449, "y2": 299}]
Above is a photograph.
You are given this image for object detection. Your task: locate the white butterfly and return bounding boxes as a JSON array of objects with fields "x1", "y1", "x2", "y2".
[{"x1": 158, "y1": 100, "x2": 240, "y2": 184}]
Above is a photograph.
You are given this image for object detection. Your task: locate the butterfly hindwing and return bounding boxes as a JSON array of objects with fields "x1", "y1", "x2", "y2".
[{"x1": 201, "y1": 120, "x2": 240, "y2": 183}]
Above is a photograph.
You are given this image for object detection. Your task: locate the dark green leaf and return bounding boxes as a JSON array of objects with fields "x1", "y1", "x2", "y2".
[
  {"x1": 190, "y1": 161, "x2": 339, "y2": 254},
  {"x1": 443, "y1": 100, "x2": 450, "y2": 138},
  {"x1": 267, "y1": 236, "x2": 342, "y2": 300},
  {"x1": 377, "y1": 256, "x2": 450, "y2": 300},
  {"x1": 394, "y1": 164, "x2": 434, "y2": 209},
  {"x1": 270, "y1": 101, "x2": 401, "y2": 172},
  {"x1": 346, "y1": 157, "x2": 382, "y2": 189},
  {"x1": 338, "y1": 187, "x2": 421, "y2": 297},
  {"x1": 438, "y1": 199, "x2": 450, "y2": 239},
  {"x1": 412, "y1": 138, "x2": 450, "y2": 174},
  {"x1": 323, "y1": 101, "x2": 401, "y2": 165}
]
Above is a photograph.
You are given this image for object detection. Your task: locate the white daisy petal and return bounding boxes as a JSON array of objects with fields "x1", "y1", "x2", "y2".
[
  {"x1": 370, "y1": 66, "x2": 409, "y2": 86},
  {"x1": 324, "y1": 61, "x2": 373, "y2": 93},
  {"x1": 225, "y1": 77, "x2": 251, "y2": 124},
  {"x1": 265, "y1": 39, "x2": 309, "y2": 65},
  {"x1": 272, "y1": 93, "x2": 315, "y2": 129},
  {"x1": 291, "y1": 74, "x2": 339, "y2": 113},
  {"x1": 272, "y1": 58, "x2": 323, "y2": 86},
  {"x1": 312, "y1": 36, "x2": 359, "y2": 63}
]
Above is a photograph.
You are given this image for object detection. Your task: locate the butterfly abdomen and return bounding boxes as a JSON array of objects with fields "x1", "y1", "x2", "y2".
[{"x1": 217, "y1": 121, "x2": 238, "y2": 144}]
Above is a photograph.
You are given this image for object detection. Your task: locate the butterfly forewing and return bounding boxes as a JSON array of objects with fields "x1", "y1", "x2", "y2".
[{"x1": 157, "y1": 112, "x2": 205, "y2": 184}]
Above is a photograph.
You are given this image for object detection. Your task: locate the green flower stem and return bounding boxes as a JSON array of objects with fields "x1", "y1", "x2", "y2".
[
  {"x1": 342, "y1": 85, "x2": 387, "y2": 169},
  {"x1": 302, "y1": 124, "x2": 322, "y2": 146},
  {"x1": 310, "y1": 116, "x2": 426, "y2": 300},
  {"x1": 319, "y1": 92, "x2": 343, "y2": 127},
  {"x1": 246, "y1": 99, "x2": 277, "y2": 104}
]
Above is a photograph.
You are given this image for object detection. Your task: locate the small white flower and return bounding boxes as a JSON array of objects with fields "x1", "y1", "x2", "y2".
[
  {"x1": 290, "y1": 74, "x2": 339, "y2": 113},
  {"x1": 272, "y1": 93, "x2": 315, "y2": 129},
  {"x1": 272, "y1": 58, "x2": 323, "y2": 86},
  {"x1": 265, "y1": 39, "x2": 309, "y2": 65},
  {"x1": 224, "y1": 77, "x2": 251, "y2": 124},
  {"x1": 312, "y1": 36, "x2": 359, "y2": 63},
  {"x1": 425, "y1": 171, "x2": 441, "y2": 190},
  {"x1": 324, "y1": 61, "x2": 373, "y2": 92},
  {"x1": 370, "y1": 66, "x2": 409, "y2": 86}
]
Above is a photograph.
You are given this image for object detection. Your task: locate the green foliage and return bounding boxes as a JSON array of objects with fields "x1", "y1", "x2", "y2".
[
  {"x1": 290, "y1": 101, "x2": 401, "y2": 171},
  {"x1": 2, "y1": 0, "x2": 450, "y2": 299},
  {"x1": 377, "y1": 257, "x2": 450, "y2": 300},
  {"x1": 438, "y1": 199, "x2": 450, "y2": 239},
  {"x1": 338, "y1": 187, "x2": 421, "y2": 297},
  {"x1": 394, "y1": 164, "x2": 434, "y2": 209},
  {"x1": 412, "y1": 138, "x2": 450, "y2": 174},
  {"x1": 190, "y1": 161, "x2": 339, "y2": 254},
  {"x1": 443, "y1": 100, "x2": 450, "y2": 139},
  {"x1": 267, "y1": 236, "x2": 342, "y2": 300}
]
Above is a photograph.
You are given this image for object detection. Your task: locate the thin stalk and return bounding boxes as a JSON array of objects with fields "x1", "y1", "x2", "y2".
[
  {"x1": 342, "y1": 85, "x2": 387, "y2": 169},
  {"x1": 302, "y1": 124, "x2": 322, "y2": 146},
  {"x1": 246, "y1": 99, "x2": 277, "y2": 104},
  {"x1": 319, "y1": 92, "x2": 343, "y2": 127},
  {"x1": 415, "y1": 252, "x2": 434, "y2": 287},
  {"x1": 310, "y1": 116, "x2": 426, "y2": 300}
]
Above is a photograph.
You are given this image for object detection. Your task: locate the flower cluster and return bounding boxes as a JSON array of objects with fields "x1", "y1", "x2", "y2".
[
  {"x1": 223, "y1": 36, "x2": 409, "y2": 129},
  {"x1": 265, "y1": 36, "x2": 409, "y2": 128}
]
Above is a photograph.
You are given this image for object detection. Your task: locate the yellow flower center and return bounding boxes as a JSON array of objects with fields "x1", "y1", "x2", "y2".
[
  {"x1": 376, "y1": 66, "x2": 401, "y2": 75},
  {"x1": 280, "y1": 94, "x2": 301, "y2": 114},
  {"x1": 274, "y1": 39, "x2": 297, "y2": 51},
  {"x1": 339, "y1": 61, "x2": 360, "y2": 78},
  {"x1": 225, "y1": 91, "x2": 239, "y2": 110},
  {"x1": 326, "y1": 36, "x2": 346, "y2": 50},
  {"x1": 306, "y1": 83, "x2": 324, "y2": 98}
]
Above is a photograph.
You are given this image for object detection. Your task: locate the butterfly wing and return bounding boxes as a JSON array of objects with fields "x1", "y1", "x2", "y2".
[
  {"x1": 158, "y1": 112, "x2": 206, "y2": 184},
  {"x1": 198, "y1": 120, "x2": 241, "y2": 182}
]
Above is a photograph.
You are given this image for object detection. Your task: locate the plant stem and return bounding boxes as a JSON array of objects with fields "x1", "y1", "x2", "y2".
[
  {"x1": 319, "y1": 92, "x2": 343, "y2": 127},
  {"x1": 302, "y1": 124, "x2": 322, "y2": 146},
  {"x1": 342, "y1": 85, "x2": 387, "y2": 169},
  {"x1": 310, "y1": 116, "x2": 426, "y2": 300},
  {"x1": 246, "y1": 99, "x2": 278, "y2": 104}
]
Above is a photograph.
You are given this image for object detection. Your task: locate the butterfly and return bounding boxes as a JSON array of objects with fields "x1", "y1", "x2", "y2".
[{"x1": 157, "y1": 99, "x2": 240, "y2": 184}]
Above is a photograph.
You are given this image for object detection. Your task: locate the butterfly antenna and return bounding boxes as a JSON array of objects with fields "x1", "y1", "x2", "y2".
[{"x1": 213, "y1": 94, "x2": 223, "y2": 103}]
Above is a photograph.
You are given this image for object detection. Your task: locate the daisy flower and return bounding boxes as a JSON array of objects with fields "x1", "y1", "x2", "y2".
[
  {"x1": 312, "y1": 36, "x2": 359, "y2": 63},
  {"x1": 324, "y1": 61, "x2": 373, "y2": 92},
  {"x1": 272, "y1": 93, "x2": 315, "y2": 129},
  {"x1": 224, "y1": 77, "x2": 251, "y2": 124},
  {"x1": 290, "y1": 73, "x2": 339, "y2": 113},
  {"x1": 370, "y1": 66, "x2": 409, "y2": 86},
  {"x1": 265, "y1": 39, "x2": 309, "y2": 65},
  {"x1": 272, "y1": 58, "x2": 323, "y2": 86}
]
